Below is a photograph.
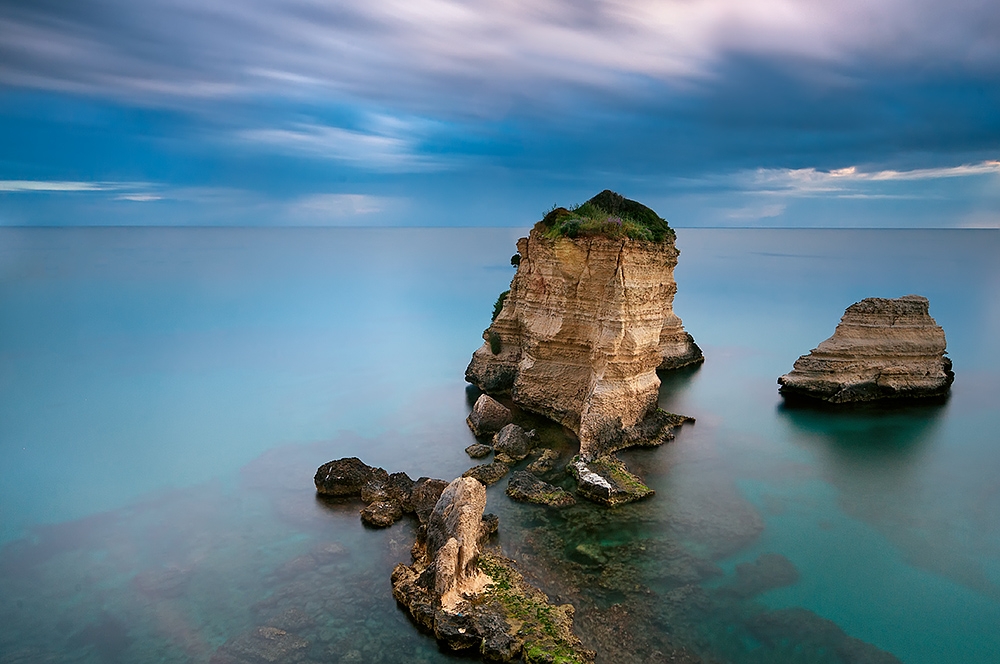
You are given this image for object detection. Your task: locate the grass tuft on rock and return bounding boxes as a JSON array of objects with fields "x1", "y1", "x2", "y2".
[{"x1": 538, "y1": 190, "x2": 674, "y2": 243}]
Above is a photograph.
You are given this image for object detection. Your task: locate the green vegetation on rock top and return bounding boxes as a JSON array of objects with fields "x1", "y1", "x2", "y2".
[{"x1": 537, "y1": 190, "x2": 675, "y2": 243}]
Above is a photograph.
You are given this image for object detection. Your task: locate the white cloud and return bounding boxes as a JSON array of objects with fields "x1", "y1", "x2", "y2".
[
  {"x1": 1, "y1": 0, "x2": 996, "y2": 108},
  {"x1": 284, "y1": 193, "x2": 400, "y2": 225},
  {"x1": 237, "y1": 121, "x2": 447, "y2": 172},
  {"x1": 0, "y1": 180, "x2": 116, "y2": 192},
  {"x1": 741, "y1": 160, "x2": 1000, "y2": 195}
]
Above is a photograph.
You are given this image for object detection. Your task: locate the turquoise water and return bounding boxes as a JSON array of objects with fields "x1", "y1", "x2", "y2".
[{"x1": 1, "y1": 227, "x2": 998, "y2": 663}]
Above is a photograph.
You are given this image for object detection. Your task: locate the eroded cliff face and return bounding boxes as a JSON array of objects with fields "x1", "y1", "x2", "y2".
[
  {"x1": 466, "y1": 226, "x2": 702, "y2": 458},
  {"x1": 778, "y1": 295, "x2": 954, "y2": 403}
]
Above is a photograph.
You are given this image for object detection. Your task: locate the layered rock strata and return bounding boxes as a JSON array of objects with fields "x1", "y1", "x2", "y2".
[
  {"x1": 778, "y1": 295, "x2": 954, "y2": 404},
  {"x1": 392, "y1": 477, "x2": 594, "y2": 663},
  {"x1": 466, "y1": 204, "x2": 701, "y2": 458}
]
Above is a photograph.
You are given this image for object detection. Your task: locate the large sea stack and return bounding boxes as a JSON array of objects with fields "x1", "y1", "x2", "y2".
[
  {"x1": 466, "y1": 190, "x2": 702, "y2": 459},
  {"x1": 778, "y1": 295, "x2": 954, "y2": 404}
]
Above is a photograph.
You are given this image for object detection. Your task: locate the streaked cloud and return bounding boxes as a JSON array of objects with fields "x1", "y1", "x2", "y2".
[
  {"x1": 739, "y1": 160, "x2": 1000, "y2": 195},
  {"x1": 237, "y1": 121, "x2": 447, "y2": 172},
  {"x1": 0, "y1": 180, "x2": 119, "y2": 192}
]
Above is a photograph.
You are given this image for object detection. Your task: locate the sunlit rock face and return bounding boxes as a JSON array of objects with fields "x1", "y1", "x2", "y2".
[
  {"x1": 466, "y1": 224, "x2": 701, "y2": 458},
  {"x1": 778, "y1": 295, "x2": 954, "y2": 404}
]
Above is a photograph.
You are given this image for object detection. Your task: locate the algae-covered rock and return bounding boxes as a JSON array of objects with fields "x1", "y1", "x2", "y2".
[
  {"x1": 568, "y1": 456, "x2": 653, "y2": 506},
  {"x1": 525, "y1": 449, "x2": 561, "y2": 476},
  {"x1": 463, "y1": 461, "x2": 510, "y2": 486},
  {"x1": 505, "y1": 471, "x2": 576, "y2": 507}
]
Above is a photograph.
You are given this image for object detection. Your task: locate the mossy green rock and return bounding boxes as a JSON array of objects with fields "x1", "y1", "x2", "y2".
[{"x1": 567, "y1": 455, "x2": 654, "y2": 506}]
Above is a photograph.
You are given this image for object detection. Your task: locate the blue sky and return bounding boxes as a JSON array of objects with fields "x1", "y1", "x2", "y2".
[{"x1": 0, "y1": 0, "x2": 998, "y2": 227}]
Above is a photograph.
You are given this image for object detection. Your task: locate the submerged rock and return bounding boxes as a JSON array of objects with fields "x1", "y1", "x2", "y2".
[
  {"x1": 568, "y1": 456, "x2": 653, "y2": 506},
  {"x1": 463, "y1": 461, "x2": 510, "y2": 486},
  {"x1": 525, "y1": 448, "x2": 561, "y2": 476},
  {"x1": 466, "y1": 192, "x2": 700, "y2": 458},
  {"x1": 392, "y1": 477, "x2": 594, "y2": 663},
  {"x1": 722, "y1": 553, "x2": 800, "y2": 598},
  {"x1": 467, "y1": 394, "x2": 513, "y2": 436},
  {"x1": 778, "y1": 295, "x2": 954, "y2": 404},
  {"x1": 209, "y1": 626, "x2": 309, "y2": 664},
  {"x1": 465, "y1": 443, "x2": 493, "y2": 459},
  {"x1": 505, "y1": 471, "x2": 576, "y2": 507}
]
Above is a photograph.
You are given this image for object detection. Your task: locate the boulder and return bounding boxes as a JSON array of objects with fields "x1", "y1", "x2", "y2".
[
  {"x1": 360, "y1": 500, "x2": 404, "y2": 528},
  {"x1": 410, "y1": 477, "x2": 450, "y2": 524},
  {"x1": 466, "y1": 394, "x2": 513, "y2": 436},
  {"x1": 492, "y1": 424, "x2": 533, "y2": 461},
  {"x1": 314, "y1": 457, "x2": 387, "y2": 497}
]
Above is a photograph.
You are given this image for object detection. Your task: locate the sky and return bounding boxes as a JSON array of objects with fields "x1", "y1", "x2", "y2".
[{"x1": 0, "y1": 0, "x2": 998, "y2": 227}]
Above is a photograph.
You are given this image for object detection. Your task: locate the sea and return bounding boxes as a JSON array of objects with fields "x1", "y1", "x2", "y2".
[{"x1": 1, "y1": 227, "x2": 998, "y2": 663}]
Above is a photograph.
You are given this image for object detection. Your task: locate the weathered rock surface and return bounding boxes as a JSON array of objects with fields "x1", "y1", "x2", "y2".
[
  {"x1": 467, "y1": 394, "x2": 513, "y2": 436},
  {"x1": 462, "y1": 460, "x2": 510, "y2": 486},
  {"x1": 778, "y1": 295, "x2": 954, "y2": 404},
  {"x1": 492, "y1": 424, "x2": 534, "y2": 461},
  {"x1": 466, "y1": 193, "x2": 700, "y2": 458},
  {"x1": 313, "y1": 457, "x2": 386, "y2": 497},
  {"x1": 314, "y1": 457, "x2": 446, "y2": 528},
  {"x1": 391, "y1": 477, "x2": 594, "y2": 663},
  {"x1": 568, "y1": 456, "x2": 653, "y2": 506},
  {"x1": 465, "y1": 443, "x2": 493, "y2": 459},
  {"x1": 525, "y1": 449, "x2": 560, "y2": 476},
  {"x1": 506, "y1": 471, "x2": 576, "y2": 507}
]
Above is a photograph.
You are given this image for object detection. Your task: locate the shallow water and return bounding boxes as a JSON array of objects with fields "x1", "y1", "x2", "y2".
[{"x1": 1, "y1": 227, "x2": 998, "y2": 663}]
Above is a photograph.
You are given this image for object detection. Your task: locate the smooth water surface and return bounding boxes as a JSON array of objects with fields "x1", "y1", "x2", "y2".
[{"x1": 1, "y1": 228, "x2": 998, "y2": 663}]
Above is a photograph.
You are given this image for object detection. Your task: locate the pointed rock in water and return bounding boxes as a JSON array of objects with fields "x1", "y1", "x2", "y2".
[
  {"x1": 506, "y1": 471, "x2": 576, "y2": 507},
  {"x1": 778, "y1": 295, "x2": 954, "y2": 404},
  {"x1": 466, "y1": 192, "x2": 701, "y2": 458},
  {"x1": 492, "y1": 423, "x2": 533, "y2": 461},
  {"x1": 466, "y1": 394, "x2": 513, "y2": 436},
  {"x1": 465, "y1": 442, "x2": 493, "y2": 459},
  {"x1": 314, "y1": 457, "x2": 387, "y2": 497},
  {"x1": 568, "y1": 455, "x2": 653, "y2": 506},
  {"x1": 463, "y1": 461, "x2": 510, "y2": 486},
  {"x1": 391, "y1": 477, "x2": 594, "y2": 663}
]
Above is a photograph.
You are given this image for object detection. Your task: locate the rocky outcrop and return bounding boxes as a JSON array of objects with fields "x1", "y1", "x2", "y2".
[
  {"x1": 778, "y1": 295, "x2": 954, "y2": 404},
  {"x1": 462, "y1": 460, "x2": 510, "y2": 486},
  {"x1": 492, "y1": 424, "x2": 534, "y2": 461},
  {"x1": 466, "y1": 193, "x2": 700, "y2": 459},
  {"x1": 392, "y1": 477, "x2": 594, "y2": 663},
  {"x1": 314, "y1": 457, "x2": 447, "y2": 528}
]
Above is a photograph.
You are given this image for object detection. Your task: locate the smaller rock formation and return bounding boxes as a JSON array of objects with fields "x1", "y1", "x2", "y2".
[
  {"x1": 467, "y1": 394, "x2": 514, "y2": 436},
  {"x1": 465, "y1": 443, "x2": 493, "y2": 459},
  {"x1": 462, "y1": 460, "x2": 510, "y2": 486},
  {"x1": 778, "y1": 295, "x2": 954, "y2": 404},
  {"x1": 492, "y1": 424, "x2": 534, "y2": 461},
  {"x1": 314, "y1": 457, "x2": 447, "y2": 528},
  {"x1": 525, "y1": 449, "x2": 560, "y2": 476},
  {"x1": 568, "y1": 456, "x2": 653, "y2": 506},
  {"x1": 506, "y1": 471, "x2": 576, "y2": 507},
  {"x1": 392, "y1": 477, "x2": 594, "y2": 663}
]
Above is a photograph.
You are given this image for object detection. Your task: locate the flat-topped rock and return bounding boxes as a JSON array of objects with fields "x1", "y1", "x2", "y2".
[
  {"x1": 779, "y1": 295, "x2": 954, "y2": 404},
  {"x1": 506, "y1": 471, "x2": 576, "y2": 507}
]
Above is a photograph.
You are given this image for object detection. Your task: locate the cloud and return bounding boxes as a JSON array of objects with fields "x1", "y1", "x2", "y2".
[
  {"x1": 737, "y1": 160, "x2": 1000, "y2": 195},
  {"x1": 0, "y1": 180, "x2": 118, "y2": 192},
  {"x1": 236, "y1": 121, "x2": 447, "y2": 172},
  {"x1": 1, "y1": 0, "x2": 997, "y2": 113}
]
